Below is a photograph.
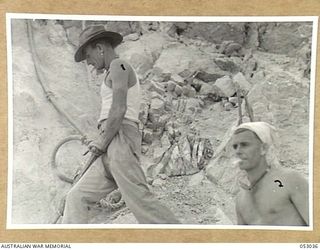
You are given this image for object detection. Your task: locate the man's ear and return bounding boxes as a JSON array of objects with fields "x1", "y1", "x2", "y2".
[
  {"x1": 96, "y1": 43, "x2": 104, "y2": 53},
  {"x1": 260, "y1": 143, "x2": 268, "y2": 156}
]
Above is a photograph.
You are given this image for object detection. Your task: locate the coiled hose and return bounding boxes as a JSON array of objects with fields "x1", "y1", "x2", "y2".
[{"x1": 51, "y1": 135, "x2": 89, "y2": 184}]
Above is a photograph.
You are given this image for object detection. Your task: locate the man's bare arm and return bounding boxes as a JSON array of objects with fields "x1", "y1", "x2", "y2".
[
  {"x1": 91, "y1": 59, "x2": 129, "y2": 152},
  {"x1": 287, "y1": 171, "x2": 309, "y2": 225}
]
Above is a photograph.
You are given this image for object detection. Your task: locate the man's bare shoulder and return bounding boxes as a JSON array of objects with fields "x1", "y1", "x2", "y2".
[
  {"x1": 270, "y1": 167, "x2": 307, "y2": 180},
  {"x1": 269, "y1": 167, "x2": 308, "y2": 190},
  {"x1": 110, "y1": 58, "x2": 131, "y2": 71},
  {"x1": 108, "y1": 58, "x2": 132, "y2": 88}
]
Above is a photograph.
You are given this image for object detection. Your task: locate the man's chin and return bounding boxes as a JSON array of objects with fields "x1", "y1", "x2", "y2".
[
  {"x1": 238, "y1": 162, "x2": 249, "y2": 170},
  {"x1": 234, "y1": 159, "x2": 246, "y2": 167}
]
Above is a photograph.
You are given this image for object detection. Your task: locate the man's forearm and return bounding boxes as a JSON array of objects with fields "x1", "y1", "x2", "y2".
[{"x1": 97, "y1": 109, "x2": 126, "y2": 152}]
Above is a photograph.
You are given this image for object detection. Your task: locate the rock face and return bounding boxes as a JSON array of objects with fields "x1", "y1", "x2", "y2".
[
  {"x1": 11, "y1": 19, "x2": 100, "y2": 224},
  {"x1": 206, "y1": 51, "x2": 311, "y2": 195},
  {"x1": 169, "y1": 22, "x2": 247, "y2": 45},
  {"x1": 10, "y1": 19, "x2": 313, "y2": 224},
  {"x1": 258, "y1": 22, "x2": 312, "y2": 56}
]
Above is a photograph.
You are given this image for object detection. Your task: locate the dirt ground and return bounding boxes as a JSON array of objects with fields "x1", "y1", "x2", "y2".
[{"x1": 86, "y1": 174, "x2": 236, "y2": 225}]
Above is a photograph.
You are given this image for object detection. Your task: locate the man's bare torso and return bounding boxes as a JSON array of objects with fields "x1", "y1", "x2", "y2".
[{"x1": 236, "y1": 168, "x2": 307, "y2": 226}]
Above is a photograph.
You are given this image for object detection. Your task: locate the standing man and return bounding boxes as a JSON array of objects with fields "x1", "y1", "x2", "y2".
[
  {"x1": 62, "y1": 25, "x2": 180, "y2": 224},
  {"x1": 231, "y1": 122, "x2": 309, "y2": 226}
]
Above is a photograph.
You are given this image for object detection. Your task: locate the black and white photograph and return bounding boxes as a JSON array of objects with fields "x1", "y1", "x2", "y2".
[{"x1": 7, "y1": 14, "x2": 317, "y2": 229}]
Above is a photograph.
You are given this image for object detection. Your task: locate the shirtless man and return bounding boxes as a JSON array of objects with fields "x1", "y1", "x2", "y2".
[{"x1": 231, "y1": 122, "x2": 309, "y2": 226}]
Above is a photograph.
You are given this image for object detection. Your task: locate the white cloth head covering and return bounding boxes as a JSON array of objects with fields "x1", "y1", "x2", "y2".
[{"x1": 234, "y1": 121, "x2": 276, "y2": 146}]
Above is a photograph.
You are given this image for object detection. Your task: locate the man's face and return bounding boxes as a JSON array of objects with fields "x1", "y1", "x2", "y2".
[
  {"x1": 231, "y1": 130, "x2": 264, "y2": 171},
  {"x1": 84, "y1": 44, "x2": 104, "y2": 70}
]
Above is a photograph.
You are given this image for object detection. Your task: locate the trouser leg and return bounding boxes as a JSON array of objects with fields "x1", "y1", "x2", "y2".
[
  {"x1": 61, "y1": 157, "x2": 117, "y2": 224},
  {"x1": 105, "y1": 124, "x2": 180, "y2": 224}
]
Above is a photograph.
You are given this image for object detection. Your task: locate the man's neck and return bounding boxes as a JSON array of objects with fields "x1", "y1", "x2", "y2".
[{"x1": 246, "y1": 160, "x2": 269, "y2": 185}]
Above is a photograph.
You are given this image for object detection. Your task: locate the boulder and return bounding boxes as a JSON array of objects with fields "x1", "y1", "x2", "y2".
[
  {"x1": 220, "y1": 41, "x2": 243, "y2": 57},
  {"x1": 148, "y1": 81, "x2": 166, "y2": 96},
  {"x1": 154, "y1": 44, "x2": 213, "y2": 76},
  {"x1": 167, "y1": 81, "x2": 177, "y2": 92},
  {"x1": 195, "y1": 70, "x2": 225, "y2": 83},
  {"x1": 174, "y1": 84, "x2": 183, "y2": 96},
  {"x1": 117, "y1": 32, "x2": 168, "y2": 78},
  {"x1": 232, "y1": 72, "x2": 252, "y2": 93},
  {"x1": 199, "y1": 82, "x2": 215, "y2": 96},
  {"x1": 123, "y1": 33, "x2": 140, "y2": 42},
  {"x1": 214, "y1": 76, "x2": 236, "y2": 97},
  {"x1": 182, "y1": 85, "x2": 196, "y2": 97},
  {"x1": 223, "y1": 102, "x2": 234, "y2": 111},
  {"x1": 149, "y1": 96, "x2": 165, "y2": 114},
  {"x1": 214, "y1": 57, "x2": 241, "y2": 73},
  {"x1": 178, "y1": 69, "x2": 193, "y2": 78},
  {"x1": 151, "y1": 67, "x2": 172, "y2": 82},
  {"x1": 199, "y1": 83, "x2": 222, "y2": 103},
  {"x1": 171, "y1": 74, "x2": 185, "y2": 85},
  {"x1": 142, "y1": 128, "x2": 153, "y2": 144}
]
